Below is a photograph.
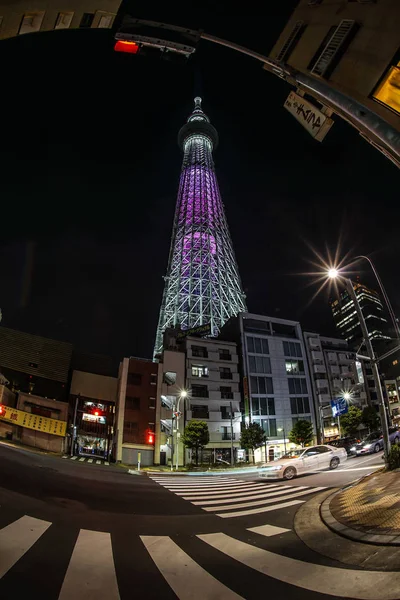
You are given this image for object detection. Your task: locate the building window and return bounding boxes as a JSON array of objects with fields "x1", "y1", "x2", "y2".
[
  {"x1": 219, "y1": 348, "x2": 232, "y2": 361},
  {"x1": 252, "y1": 398, "x2": 275, "y2": 416},
  {"x1": 249, "y1": 355, "x2": 271, "y2": 374},
  {"x1": 250, "y1": 376, "x2": 274, "y2": 395},
  {"x1": 191, "y1": 404, "x2": 209, "y2": 419},
  {"x1": 372, "y1": 55, "x2": 400, "y2": 116},
  {"x1": 123, "y1": 421, "x2": 138, "y2": 442},
  {"x1": 79, "y1": 13, "x2": 94, "y2": 28},
  {"x1": 128, "y1": 372, "x2": 142, "y2": 386},
  {"x1": 285, "y1": 359, "x2": 304, "y2": 375},
  {"x1": 125, "y1": 397, "x2": 140, "y2": 410},
  {"x1": 192, "y1": 345, "x2": 208, "y2": 358},
  {"x1": 308, "y1": 20, "x2": 359, "y2": 78},
  {"x1": 220, "y1": 386, "x2": 233, "y2": 400},
  {"x1": 221, "y1": 405, "x2": 233, "y2": 419},
  {"x1": 55, "y1": 12, "x2": 74, "y2": 29},
  {"x1": 276, "y1": 20, "x2": 307, "y2": 62},
  {"x1": 288, "y1": 378, "x2": 308, "y2": 395},
  {"x1": 290, "y1": 397, "x2": 310, "y2": 414},
  {"x1": 247, "y1": 336, "x2": 269, "y2": 355},
  {"x1": 220, "y1": 367, "x2": 232, "y2": 380},
  {"x1": 253, "y1": 418, "x2": 277, "y2": 437},
  {"x1": 221, "y1": 426, "x2": 235, "y2": 440},
  {"x1": 149, "y1": 398, "x2": 156, "y2": 409},
  {"x1": 192, "y1": 365, "x2": 209, "y2": 378},
  {"x1": 98, "y1": 13, "x2": 114, "y2": 28},
  {"x1": 191, "y1": 384, "x2": 208, "y2": 398},
  {"x1": 283, "y1": 341, "x2": 302, "y2": 357},
  {"x1": 19, "y1": 12, "x2": 45, "y2": 35}
]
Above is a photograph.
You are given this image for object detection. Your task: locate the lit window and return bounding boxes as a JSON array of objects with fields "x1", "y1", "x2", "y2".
[
  {"x1": 192, "y1": 365, "x2": 208, "y2": 378},
  {"x1": 55, "y1": 12, "x2": 74, "y2": 30},
  {"x1": 285, "y1": 360, "x2": 304, "y2": 375},
  {"x1": 393, "y1": 359, "x2": 399, "y2": 366},
  {"x1": 19, "y1": 12, "x2": 45, "y2": 35},
  {"x1": 373, "y1": 57, "x2": 400, "y2": 115},
  {"x1": 98, "y1": 13, "x2": 115, "y2": 28}
]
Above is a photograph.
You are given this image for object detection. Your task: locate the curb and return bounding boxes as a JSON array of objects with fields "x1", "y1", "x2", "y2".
[
  {"x1": 143, "y1": 467, "x2": 260, "y2": 476},
  {"x1": 320, "y1": 489, "x2": 400, "y2": 546}
]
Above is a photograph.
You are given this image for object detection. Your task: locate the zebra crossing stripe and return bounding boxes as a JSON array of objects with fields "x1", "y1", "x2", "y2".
[
  {"x1": 197, "y1": 532, "x2": 400, "y2": 599},
  {"x1": 78, "y1": 458, "x2": 85, "y2": 462},
  {"x1": 88, "y1": 459, "x2": 93, "y2": 463},
  {"x1": 0, "y1": 516, "x2": 51, "y2": 578},
  {"x1": 62, "y1": 455, "x2": 68, "y2": 459},
  {"x1": 140, "y1": 535, "x2": 243, "y2": 600},
  {"x1": 96, "y1": 460, "x2": 101, "y2": 464},
  {"x1": 217, "y1": 499, "x2": 304, "y2": 518},
  {"x1": 179, "y1": 484, "x2": 283, "y2": 497},
  {"x1": 204, "y1": 487, "x2": 326, "y2": 512},
  {"x1": 191, "y1": 486, "x2": 310, "y2": 506},
  {"x1": 59, "y1": 530, "x2": 120, "y2": 600},
  {"x1": 162, "y1": 483, "x2": 253, "y2": 492},
  {"x1": 71, "y1": 456, "x2": 77, "y2": 460},
  {"x1": 247, "y1": 524, "x2": 290, "y2": 537}
]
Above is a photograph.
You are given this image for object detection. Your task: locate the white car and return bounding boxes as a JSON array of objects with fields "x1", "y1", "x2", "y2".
[{"x1": 259, "y1": 444, "x2": 347, "y2": 480}]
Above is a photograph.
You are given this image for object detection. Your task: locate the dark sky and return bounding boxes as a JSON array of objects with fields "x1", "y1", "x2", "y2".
[{"x1": 0, "y1": 1, "x2": 398, "y2": 361}]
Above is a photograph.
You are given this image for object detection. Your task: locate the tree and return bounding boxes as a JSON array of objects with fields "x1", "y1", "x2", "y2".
[
  {"x1": 181, "y1": 420, "x2": 209, "y2": 466},
  {"x1": 289, "y1": 420, "x2": 314, "y2": 447},
  {"x1": 362, "y1": 405, "x2": 380, "y2": 432},
  {"x1": 240, "y1": 422, "x2": 266, "y2": 464},
  {"x1": 340, "y1": 406, "x2": 362, "y2": 436}
]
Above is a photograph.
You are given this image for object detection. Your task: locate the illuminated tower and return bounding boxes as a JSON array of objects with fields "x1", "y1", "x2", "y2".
[{"x1": 154, "y1": 97, "x2": 246, "y2": 355}]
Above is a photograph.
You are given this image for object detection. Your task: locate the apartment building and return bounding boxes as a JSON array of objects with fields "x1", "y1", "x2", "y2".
[
  {"x1": 303, "y1": 332, "x2": 368, "y2": 440},
  {"x1": 221, "y1": 313, "x2": 317, "y2": 461}
]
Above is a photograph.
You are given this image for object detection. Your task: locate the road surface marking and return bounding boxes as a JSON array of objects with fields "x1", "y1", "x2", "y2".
[
  {"x1": 180, "y1": 484, "x2": 284, "y2": 497},
  {"x1": 71, "y1": 456, "x2": 77, "y2": 460},
  {"x1": 62, "y1": 455, "x2": 68, "y2": 459},
  {"x1": 88, "y1": 459, "x2": 93, "y2": 463},
  {"x1": 0, "y1": 516, "x2": 51, "y2": 578},
  {"x1": 217, "y1": 499, "x2": 304, "y2": 518},
  {"x1": 59, "y1": 530, "x2": 120, "y2": 600},
  {"x1": 198, "y1": 532, "x2": 400, "y2": 599},
  {"x1": 191, "y1": 486, "x2": 310, "y2": 506},
  {"x1": 247, "y1": 524, "x2": 290, "y2": 537},
  {"x1": 203, "y1": 487, "x2": 326, "y2": 512},
  {"x1": 150, "y1": 476, "x2": 237, "y2": 481},
  {"x1": 141, "y1": 536, "x2": 243, "y2": 599},
  {"x1": 96, "y1": 460, "x2": 101, "y2": 464},
  {"x1": 105, "y1": 462, "x2": 110, "y2": 466},
  {"x1": 78, "y1": 458, "x2": 85, "y2": 462},
  {"x1": 162, "y1": 482, "x2": 254, "y2": 491}
]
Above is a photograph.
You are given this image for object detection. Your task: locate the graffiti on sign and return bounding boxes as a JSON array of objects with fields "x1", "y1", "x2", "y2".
[{"x1": 284, "y1": 91, "x2": 334, "y2": 142}]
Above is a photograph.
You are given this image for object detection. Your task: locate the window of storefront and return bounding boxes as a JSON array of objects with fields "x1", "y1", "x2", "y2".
[{"x1": 372, "y1": 55, "x2": 400, "y2": 115}]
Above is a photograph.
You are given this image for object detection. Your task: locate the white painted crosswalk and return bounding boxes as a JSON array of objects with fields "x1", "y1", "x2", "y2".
[
  {"x1": 1, "y1": 513, "x2": 399, "y2": 600},
  {"x1": 149, "y1": 475, "x2": 326, "y2": 519},
  {"x1": 62, "y1": 455, "x2": 110, "y2": 466}
]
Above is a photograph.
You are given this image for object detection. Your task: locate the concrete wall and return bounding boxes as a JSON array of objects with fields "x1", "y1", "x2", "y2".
[
  {"x1": 122, "y1": 446, "x2": 154, "y2": 466},
  {"x1": 70, "y1": 370, "x2": 118, "y2": 403},
  {"x1": 19, "y1": 427, "x2": 64, "y2": 452}
]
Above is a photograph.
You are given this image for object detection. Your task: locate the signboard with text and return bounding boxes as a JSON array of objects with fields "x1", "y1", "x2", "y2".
[
  {"x1": 176, "y1": 323, "x2": 212, "y2": 339},
  {"x1": 0, "y1": 405, "x2": 67, "y2": 437},
  {"x1": 331, "y1": 398, "x2": 349, "y2": 418},
  {"x1": 284, "y1": 91, "x2": 334, "y2": 142}
]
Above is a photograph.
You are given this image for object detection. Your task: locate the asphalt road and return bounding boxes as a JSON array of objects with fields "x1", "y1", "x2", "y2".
[{"x1": 0, "y1": 443, "x2": 391, "y2": 600}]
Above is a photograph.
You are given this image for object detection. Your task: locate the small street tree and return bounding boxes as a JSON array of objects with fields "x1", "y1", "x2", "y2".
[
  {"x1": 288, "y1": 420, "x2": 314, "y2": 447},
  {"x1": 182, "y1": 420, "x2": 209, "y2": 466},
  {"x1": 340, "y1": 406, "x2": 362, "y2": 436},
  {"x1": 361, "y1": 405, "x2": 380, "y2": 432},
  {"x1": 240, "y1": 422, "x2": 266, "y2": 464}
]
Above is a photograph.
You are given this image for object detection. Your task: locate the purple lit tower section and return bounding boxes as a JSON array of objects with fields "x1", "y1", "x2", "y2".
[{"x1": 154, "y1": 97, "x2": 246, "y2": 355}]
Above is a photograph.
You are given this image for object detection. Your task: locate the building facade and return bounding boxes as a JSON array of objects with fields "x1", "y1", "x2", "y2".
[
  {"x1": 114, "y1": 357, "x2": 158, "y2": 466},
  {"x1": 221, "y1": 313, "x2": 317, "y2": 461},
  {"x1": 331, "y1": 281, "x2": 391, "y2": 348},
  {"x1": 303, "y1": 332, "x2": 368, "y2": 440},
  {"x1": 154, "y1": 97, "x2": 246, "y2": 356},
  {"x1": 0, "y1": 0, "x2": 121, "y2": 40},
  {"x1": 268, "y1": 0, "x2": 399, "y2": 152}
]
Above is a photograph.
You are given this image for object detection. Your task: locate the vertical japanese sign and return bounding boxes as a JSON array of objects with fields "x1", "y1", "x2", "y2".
[{"x1": 284, "y1": 91, "x2": 334, "y2": 142}]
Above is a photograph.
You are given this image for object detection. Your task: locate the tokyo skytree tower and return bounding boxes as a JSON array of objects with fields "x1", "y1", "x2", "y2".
[{"x1": 154, "y1": 97, "x2": 246, "y2": 356}]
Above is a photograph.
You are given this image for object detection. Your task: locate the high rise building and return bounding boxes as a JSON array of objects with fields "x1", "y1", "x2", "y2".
[
  {"x1": 330, "y1": 282, "x2": 391, "y2": 348},
  {"x1": 154, "y1": 98, "x2": 246, "y2": 356}
]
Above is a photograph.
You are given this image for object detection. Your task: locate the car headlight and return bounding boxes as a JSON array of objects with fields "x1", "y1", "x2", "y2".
[
  {"x1": 350, "y1": 447, "x2": 356, "y2": 451},
  {"x1": 363, "y1": 444, "x2": 372, "y2": 449},
  {"x1": 262, "y1": 465, "x2": 284, "y2": 471}
]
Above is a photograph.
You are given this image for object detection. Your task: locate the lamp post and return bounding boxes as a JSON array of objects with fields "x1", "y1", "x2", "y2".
[
  {"x1": 277, "y1": 427, "x2": 287, "y2": 456},
  {"x1": 328, "y1": 269, "x2": 391, "y2": 464},
  {"x1": 174, "y1": 390, "x2": 187, "y2": 471}
]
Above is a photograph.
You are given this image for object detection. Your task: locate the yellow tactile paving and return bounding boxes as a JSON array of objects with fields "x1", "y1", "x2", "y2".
[{"x1": 331, "y1": 472, "x2": 400, "y2": 534}]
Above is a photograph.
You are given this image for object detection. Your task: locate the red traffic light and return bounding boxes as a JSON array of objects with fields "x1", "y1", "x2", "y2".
[
  {"x1": 147, "y1": 431, "x2": 154, "y2": 445},
  {"x1": 114, "y1": 40, "x2": 139, "y2": 54},
  {"x1": 0, "y1": 404, "x2": 4, "y2": 415}
]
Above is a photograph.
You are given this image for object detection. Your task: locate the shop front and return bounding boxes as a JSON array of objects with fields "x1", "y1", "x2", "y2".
[{"x1": 74, "y1": 401, "x2": 114, "y2": 460}]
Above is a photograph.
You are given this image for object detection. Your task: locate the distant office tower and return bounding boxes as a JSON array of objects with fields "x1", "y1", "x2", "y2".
[
  {"x1": 154, "y1": 98, "x2": 246, "y2": 356},
  {"x1": 331, "y1": 281, "x2": 391, "y2": 347}
]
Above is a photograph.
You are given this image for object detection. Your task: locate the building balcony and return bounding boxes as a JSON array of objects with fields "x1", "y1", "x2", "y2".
[
  {"x1": 313, "y1": 365, "x2": 326, "y2": 374},
  {"x1": 316, "y1": 378, "x2": 328, "y2": 389},
  {"x1": 311, "y1": 351, "x2": 323, "y2": 361},
  {"x1": 330, "y1": 365, "x2": 340, "y2": 375},
  {"x1": 309, "y1": 338, "x2": 321, "y2": 349},
  {"x1": 318, "y1": 394, "x2": 331, "y2": 404},
  {"x1": 327, "y1": 353, "x2": 338, "y2": 363}
]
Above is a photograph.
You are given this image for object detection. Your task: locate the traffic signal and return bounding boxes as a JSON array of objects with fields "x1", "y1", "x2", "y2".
[
  {"x1": 0, "y1": 404, "x2": 4, "y2": 416},
  {"x1": 114, "y1": 40, "x2": 139, "y2": 54},
  {"x1": 147, "y1": 430, "x2": 155, "y2": 445}
]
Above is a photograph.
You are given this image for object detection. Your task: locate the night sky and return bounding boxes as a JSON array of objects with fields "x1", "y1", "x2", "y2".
[{"x1": 0, "y1": 1, "x2": 398, "y2": 362}]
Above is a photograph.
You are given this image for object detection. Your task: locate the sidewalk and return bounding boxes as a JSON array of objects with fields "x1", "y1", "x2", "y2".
[
  {"x1": 321, "y1": 469, "x2": 400, "y2": 545},
  {"x1": 0, "y1": 438, "x2": 62, "y2": 458}
]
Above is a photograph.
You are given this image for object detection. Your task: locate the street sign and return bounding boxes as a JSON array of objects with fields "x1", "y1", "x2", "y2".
[
  {"x1": 284, "y1": 91, "x2": 334, "y2": 142},
  {"x1": 331, "y1": 398, "x2": 349, "y2": 417}
]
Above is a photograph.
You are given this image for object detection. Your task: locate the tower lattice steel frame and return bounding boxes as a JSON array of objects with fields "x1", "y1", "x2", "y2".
[{"x1": 154, "y1": 97, "x2": 246, "y2": 356}]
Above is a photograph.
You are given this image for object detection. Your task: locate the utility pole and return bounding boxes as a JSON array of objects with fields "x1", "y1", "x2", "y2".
[{"x1": 230, "y1": 401, "x2": 234, "y2": 466}]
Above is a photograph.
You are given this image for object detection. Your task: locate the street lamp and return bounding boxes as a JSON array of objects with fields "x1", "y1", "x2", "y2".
[
  {"x1": 277, "y1": 427, "x2": 287, "y2": 456},
  {"x1": 174, "y1": 390, "x2": 187, "y2": 471},
  {"x1": 327, "y1": 267, "x2": 391, "y2": 464}
]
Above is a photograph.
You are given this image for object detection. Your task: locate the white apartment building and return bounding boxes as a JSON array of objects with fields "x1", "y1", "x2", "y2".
[
  {"x1": 221, "y1": 313, "x2": 317, "y2": 461},
  {"x1": 303, "y1": 332, "x2": 368, "y2": 440}
]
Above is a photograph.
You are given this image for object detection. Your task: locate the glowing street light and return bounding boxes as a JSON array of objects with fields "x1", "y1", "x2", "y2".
[
  {"x1": 328, "y1": 267, "x2": 339, "y2": 279},
  {"x1": 342, "y1": 392, "x2": 352, "y2": 402}
]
